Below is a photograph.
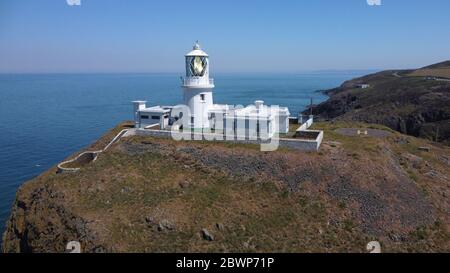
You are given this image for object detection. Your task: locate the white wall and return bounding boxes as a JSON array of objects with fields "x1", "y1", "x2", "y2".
[{"x1": 183, "y1": 88, "x2": 214, "y2": 129}]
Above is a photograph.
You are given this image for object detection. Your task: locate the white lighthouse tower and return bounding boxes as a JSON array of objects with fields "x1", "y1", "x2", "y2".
[{"x1": 182, "y1": 41, "x2": 214, "y2": 129}]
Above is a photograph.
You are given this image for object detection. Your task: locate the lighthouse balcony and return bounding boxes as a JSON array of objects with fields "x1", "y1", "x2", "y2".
[{"x1": 182, "y1": 77, "x2": 214, "y2": 88}]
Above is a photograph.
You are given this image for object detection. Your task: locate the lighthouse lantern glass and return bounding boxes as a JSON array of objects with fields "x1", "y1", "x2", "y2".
[{"x1": 189, "y1": 56, "x2": 207, "y2": 77}]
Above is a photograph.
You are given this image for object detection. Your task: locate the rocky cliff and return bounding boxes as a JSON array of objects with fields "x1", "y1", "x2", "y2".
[
  {"x1": 2, "y1": 122, "x2": 449, "y2": 252},
  {"x1": 305, "y1": 61, "x2": 450, "y2": 145}
]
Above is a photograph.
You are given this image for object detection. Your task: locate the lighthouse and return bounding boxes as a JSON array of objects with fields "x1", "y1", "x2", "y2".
[
  {"x1": 133, "y1": 42, "x2": 293, "y2": 138},
  {"x1": 181, "y1": 41, "x2": 214, "y2": 129}
]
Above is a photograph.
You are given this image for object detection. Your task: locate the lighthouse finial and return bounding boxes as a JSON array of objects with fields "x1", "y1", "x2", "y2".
[{"x1": 193, "y1": 40, "x2": 200, "y2": 50}]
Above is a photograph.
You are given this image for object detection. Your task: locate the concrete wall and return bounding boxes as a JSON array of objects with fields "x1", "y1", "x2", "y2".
[
  {"x1": 298, "y1": 116, "x2": 314, "y2": 131},
  {"x1": 57, "y1": 128, "x2": 132, "y2": 173},
  {"x1": 280, "y1": 130, "x2": 323, "y2": 151},
  {"x1": 134, "y1": 128, "x2": 323, "y2": 152},
  {"x1": 57, "y1": 151, "x2": 99, "y2": 173},
  {"x1": 279, "y1": 138, "x2": 319, "y2": 151}
]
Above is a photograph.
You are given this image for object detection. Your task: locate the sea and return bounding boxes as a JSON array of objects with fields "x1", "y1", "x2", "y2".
[{"x1": 0, "y1": 71, "x2": 373, "y2": 244}]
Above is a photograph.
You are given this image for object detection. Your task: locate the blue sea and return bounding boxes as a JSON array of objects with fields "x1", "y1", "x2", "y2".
[{"x1": 0, "y1": 71, "x2": 372, "y2": 243}]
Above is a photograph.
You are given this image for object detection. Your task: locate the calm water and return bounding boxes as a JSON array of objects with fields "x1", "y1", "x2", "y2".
[{"x1": 0, "y1": 71, "x2": 371, "y2": 243}]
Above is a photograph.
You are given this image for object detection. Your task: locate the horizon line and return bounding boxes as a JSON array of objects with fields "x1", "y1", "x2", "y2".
[{"x1": 0, "y1": 69, "x2": 388, "y2": 75}]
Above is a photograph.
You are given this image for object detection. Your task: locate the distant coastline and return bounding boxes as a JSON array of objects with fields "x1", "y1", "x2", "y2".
[{"x1": 306, "y1": 61, "x2": 450, "y2": 145}]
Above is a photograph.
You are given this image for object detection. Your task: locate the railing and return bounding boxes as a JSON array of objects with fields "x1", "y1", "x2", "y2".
[{"x1": 182, "y1": 78, "x2": 214, "y2": 87}]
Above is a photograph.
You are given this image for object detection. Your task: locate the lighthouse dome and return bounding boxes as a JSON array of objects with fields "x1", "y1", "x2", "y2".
[{"x1": 185, "y1": 41, "x2": 208, "y2": 57}]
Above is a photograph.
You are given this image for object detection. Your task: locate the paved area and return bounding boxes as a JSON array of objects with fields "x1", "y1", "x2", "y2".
[{"x1": 335, "y1": 128, "x2": 392, "y2": 138}]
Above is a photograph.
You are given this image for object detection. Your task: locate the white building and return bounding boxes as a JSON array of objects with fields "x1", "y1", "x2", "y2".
[
  {"x1": 133, "y1": 42, "x2": 291, "y2": 138},
  {"x1": 355, "y1": 83, "x2": 370, "y2": 89}
]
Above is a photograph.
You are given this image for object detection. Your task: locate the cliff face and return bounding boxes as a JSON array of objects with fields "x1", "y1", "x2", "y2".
[
  {"x1": 3, "y1": 122, "x2": 450, "y2": 253},
  {"x1": 2, "y1": 182, "x2": 107, "y2": 253},
  {"x1": 1, "y1": 123, "x2": 131, "y2": 253},
  {"x1": 306, "y1": 61, "x2": 450, "y2": 145}
]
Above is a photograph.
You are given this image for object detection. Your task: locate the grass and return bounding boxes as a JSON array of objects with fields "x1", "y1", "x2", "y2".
[
  {"x1": 310, "y1": 121, "x2": 393, "y2": 158},
  {"x1": 5, "y1": 120, "x2": 450, "y2": 253},
  {"x1": 408, "y1": 68, "x2": 450, "y2": 79},
  {"x1": 54, "y1": 141, "x2": 339, "y2": 252}
]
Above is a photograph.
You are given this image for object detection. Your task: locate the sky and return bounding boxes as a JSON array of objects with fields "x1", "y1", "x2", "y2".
[{"x1": 0, "y1": 0, "x2": 449, "y2": 73}]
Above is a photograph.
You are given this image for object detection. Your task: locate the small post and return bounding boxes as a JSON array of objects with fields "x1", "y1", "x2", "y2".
[{"x1": 309, "y1": 98, "x2": 314, "y2": 123}]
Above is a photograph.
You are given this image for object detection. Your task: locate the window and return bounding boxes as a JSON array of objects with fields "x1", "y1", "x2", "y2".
[
  {"x1": 191, "y1": 117, "x2": 194, "y2": 124},
  {"x1": 141, "y1": 115, "x2": 149, "y2": 119},
  {"x1": 200, "y1": 94, "x2": 205, "y2": 102},
  {"x1": 151, "y1": 115, "x2": 160, "y2": 120}
]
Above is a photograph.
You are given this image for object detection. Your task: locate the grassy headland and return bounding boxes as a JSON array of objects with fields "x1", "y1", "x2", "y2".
[
  {"x1": 306, "y1": 61, "x2": 450, "y2": 145},
  {"x1": 3, "y1": 121, "x2": 449, "y2": 253}
]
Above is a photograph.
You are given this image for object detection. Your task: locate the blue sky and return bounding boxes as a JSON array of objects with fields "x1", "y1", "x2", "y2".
[{"x1": 0, "y1": 0, "x2": 449, "y2": 73}]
